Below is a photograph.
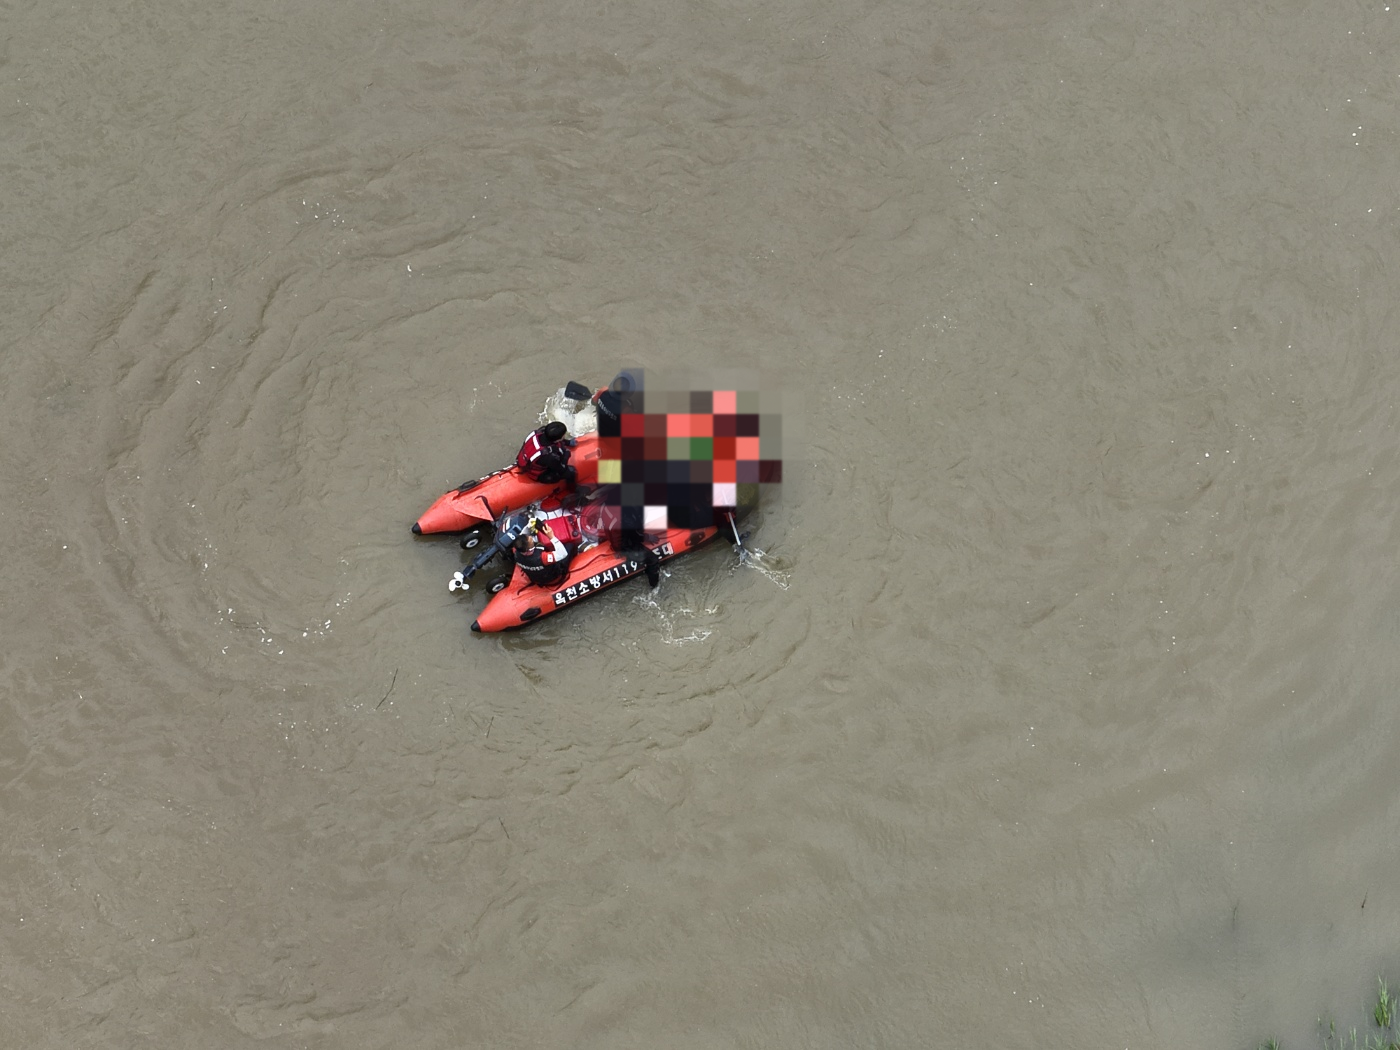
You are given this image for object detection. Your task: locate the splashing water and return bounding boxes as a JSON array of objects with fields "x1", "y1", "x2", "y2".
[
  {"x1": 735, "y1": 545, "x2": 790, "y2": 590},
  {"x1": 540, "y1": 387, "x2": 598, "y2": 437}
]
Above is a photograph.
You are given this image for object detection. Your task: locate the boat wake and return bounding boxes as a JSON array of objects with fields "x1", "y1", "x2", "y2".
[
  {"x1": 631, "y1": 587, "x2": 716, "y2": 646},
  {"x1": 735, "y1": 546, "x2": 790, "y2": 590}
]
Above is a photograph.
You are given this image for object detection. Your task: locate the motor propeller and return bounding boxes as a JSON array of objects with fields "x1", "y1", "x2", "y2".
[{"x1": 447, "y1": 511, "x2": 530, "y2": 593}]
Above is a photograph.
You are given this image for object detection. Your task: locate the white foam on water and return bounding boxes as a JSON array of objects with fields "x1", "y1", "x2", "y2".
[{"x1": 540, "y1": 387, "x2": 598, "y2": 437}]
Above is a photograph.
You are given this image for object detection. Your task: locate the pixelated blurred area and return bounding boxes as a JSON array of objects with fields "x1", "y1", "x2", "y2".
[{"x1": 596, "y1": 373, "x2": 782, "y2": 531}]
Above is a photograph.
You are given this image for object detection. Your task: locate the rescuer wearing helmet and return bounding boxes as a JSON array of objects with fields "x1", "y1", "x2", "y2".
[
  {"x1": 511, "y1": 516, "x2": 578, "y2": 587},
  {"x1": 515, "y1": 420, "x2": 575, "y2": 485}
]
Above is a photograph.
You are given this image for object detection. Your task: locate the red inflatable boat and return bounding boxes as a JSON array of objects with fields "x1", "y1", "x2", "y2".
[
  {"x1": 470, "y1": 524, "x2": 723, "y2": 633},
  {"x1": 411, "y1": 431, "x2": 602, "y2": 535},
  {"x1": 415, "y1": 375, "x2": 753, "y2": 634}
]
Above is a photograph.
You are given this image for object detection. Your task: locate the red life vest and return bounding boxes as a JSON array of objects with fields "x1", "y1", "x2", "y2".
[
  {"x1": 532, "y1": 498, "x2": 582, "y2": 550},
  {"x1": 516, "y1": 427, "x2": 571, "y2": 479},
  {"x1": 514, "y1": 506, "x2": 579, "y2": 586}
]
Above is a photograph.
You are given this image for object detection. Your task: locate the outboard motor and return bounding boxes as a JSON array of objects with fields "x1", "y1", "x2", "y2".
[{"x1": 448, "y1": 509, "x2": 532, "y2": 593}]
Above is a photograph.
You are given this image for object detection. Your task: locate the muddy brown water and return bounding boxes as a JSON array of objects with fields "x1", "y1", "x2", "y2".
[{"x1": 4, "y1": 1, "x2": 1400, "y2": 1046}]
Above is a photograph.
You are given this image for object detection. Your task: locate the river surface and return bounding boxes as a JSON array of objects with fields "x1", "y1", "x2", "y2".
[{"x1": 4, "y1": 1, "x2": 1400, "y2": 1046}]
